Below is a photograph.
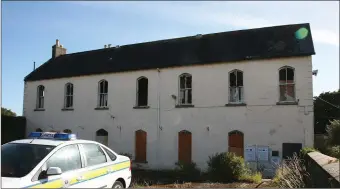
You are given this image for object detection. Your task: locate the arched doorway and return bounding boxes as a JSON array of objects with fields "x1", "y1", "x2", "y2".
[
  {"x1": 178, "y1": 130, "x2": 192, "y2": 163},
  {"x1": 228, "y1": 130, "x2": 244, "y2": 157},
  {"x1": 135, "y1": 130, "x2": 147, "y2": 162},
  {"x1": 96, "y1": 129, "x2": 108, "y2": 146}
]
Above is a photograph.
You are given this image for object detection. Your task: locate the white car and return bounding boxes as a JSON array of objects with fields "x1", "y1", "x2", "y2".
[{"x1": 1, "y1": 132, "x2": 132, "y2": 188}]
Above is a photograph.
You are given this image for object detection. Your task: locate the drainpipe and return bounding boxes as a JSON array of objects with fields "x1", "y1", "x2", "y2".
[{"x1": 156, "y1": 68, "x2": 161, "y2": 161}]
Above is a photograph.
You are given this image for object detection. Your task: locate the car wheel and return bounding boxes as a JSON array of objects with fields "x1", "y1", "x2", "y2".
[{"x1": 112, "y1": 181, "x2": 124, "y2": 188}]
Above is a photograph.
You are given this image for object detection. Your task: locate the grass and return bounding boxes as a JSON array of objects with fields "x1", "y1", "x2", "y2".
[{"x1": 239, "y1": 172, "x2": 263, "y2": 184}]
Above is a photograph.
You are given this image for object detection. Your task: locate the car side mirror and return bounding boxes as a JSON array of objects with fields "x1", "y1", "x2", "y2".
[{"x1": 46, "y1": 167, "x2": 62, "y2": 176}]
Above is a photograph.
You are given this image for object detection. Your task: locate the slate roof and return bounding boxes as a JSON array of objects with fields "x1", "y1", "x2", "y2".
[{"x1": 24, "y1": 23, "x2": 315, "y2": 81}]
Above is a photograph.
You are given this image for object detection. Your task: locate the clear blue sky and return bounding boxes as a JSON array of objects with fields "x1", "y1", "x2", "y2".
[{"x1": 2, "y1": 1, "x2": 339, "y2": 115}]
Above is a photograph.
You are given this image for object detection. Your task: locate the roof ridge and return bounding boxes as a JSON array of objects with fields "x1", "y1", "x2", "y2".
[{"x1": 63, "y1": 23, "x2": 310, "y2": 57}]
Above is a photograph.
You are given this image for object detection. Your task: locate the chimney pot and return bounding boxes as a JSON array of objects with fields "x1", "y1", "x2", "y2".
[
  {"x1": 56, "y1": 39, "x2": 60, "y2": 46},
  {"x1": 108, "y1": 44, "x2": 111, "y2": 48},
  {"x1": 104, "y1": 45, "x2": 107, "y2": 48}
]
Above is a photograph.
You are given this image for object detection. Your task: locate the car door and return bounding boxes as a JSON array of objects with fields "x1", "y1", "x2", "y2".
[
  {"x1": 100, "y1": 145, "x2": 120, "y2": 188},
  {"x1": 30, "y1": 144, "x2": 84, "y2": 188},
  {"x1": 75, "y1": 143, "x2": 110, "y2": 188}
]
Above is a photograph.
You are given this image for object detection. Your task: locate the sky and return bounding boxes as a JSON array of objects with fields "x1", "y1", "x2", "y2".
[{"x1": 2, "y1": 1, "x2": 339, "y2": 116}]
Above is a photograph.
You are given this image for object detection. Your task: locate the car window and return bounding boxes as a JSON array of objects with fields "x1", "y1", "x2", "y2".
[
  {"x1": 102, "y1": 147, "x2": 117, "y2": 161},
  {"x1": 82, "y1": 143, "x2": 107, "y2": 167},
  {"x1": 1, "y1": 143, "x2": 55, "y2": 178},
  {"x1": 46, "y1": 144, "x2": 82, "y2": 173}
]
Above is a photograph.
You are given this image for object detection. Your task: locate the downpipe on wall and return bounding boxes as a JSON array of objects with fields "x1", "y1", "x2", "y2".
[{"x1": 156, "y1": 68, "x2": 161, "y2": 162}]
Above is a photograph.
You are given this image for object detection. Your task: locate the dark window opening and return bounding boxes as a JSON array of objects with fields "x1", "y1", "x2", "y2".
[
  {"x1": 229, "y1": 70, "x2": 244, "y2": 103},
  {"x1": 36, "y1": 85, "x2": 45, "y2": 109},
  {"x1": 64, "y1": 83, "x2": 73, "y2": 108},
  {"x1": 36, "y1": 128, "x2": 43, "y2": 132},
  {"x1": 137, "y1": 77, "x2": 148, "y2": 106},
  {"x1": 98, "y1": 80, "x2": 108, "y2": 107},
  {"x1": 63, "y1": 129, "x2": 72, "y2": 134},
  {"x1": 179, "y1": 74, "x2": 192, "y2": 105},
  {"x1": 96, "y1": 129, "x2": 108, "y2": 136}
]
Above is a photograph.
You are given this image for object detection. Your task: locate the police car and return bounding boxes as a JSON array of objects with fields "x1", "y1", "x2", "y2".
[{"x1": 1, "y1": 132, "x2": 132, "y2": 188}]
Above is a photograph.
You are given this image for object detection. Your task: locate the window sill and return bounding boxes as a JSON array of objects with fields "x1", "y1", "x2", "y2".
[
  {"x1": 133, "y1": 160, "x2": 148, "y2": 164},
  {"x1": 61, "y1": 108, "x2": 74, "y2": 111},
  {"x1": 133, "y1": 106, "x2": 150, "y2": 109},
  {"x1": 276, "y1": 101, "x2": 298, "y2": 105},
  {"x1": 175, "y1": 104, "x2": 195, "y2": 108},
  {"x1": 225, "y1": 103, "x2": 247, "y2": 107},
  {"x1": 94, "y1": 107, "x2": 109, "y2": 110},
  {"x1": 34, "y1": 109, "x2": 45, "y2": 111}
]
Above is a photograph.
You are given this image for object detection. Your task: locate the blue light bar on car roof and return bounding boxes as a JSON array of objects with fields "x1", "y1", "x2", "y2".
[{"x1": 28, "y1": 132, "x2": 77, "y2": 140}]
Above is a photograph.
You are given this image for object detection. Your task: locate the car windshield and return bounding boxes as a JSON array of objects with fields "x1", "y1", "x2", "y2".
[{"x1": 1, "y1": 143, "x2": 55, "y2": 178}]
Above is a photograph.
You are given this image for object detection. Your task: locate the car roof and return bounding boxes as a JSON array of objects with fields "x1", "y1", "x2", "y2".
[{"x1": 8, "y1": 139, "x2": 97, "y2": 146}]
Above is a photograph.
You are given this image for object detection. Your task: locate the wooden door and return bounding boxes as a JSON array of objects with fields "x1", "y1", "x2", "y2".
[
  {"x1": 178, "y1": 130, "x2": 192, "y2": 163},
  {"x1": 228, "y1": 130, "x2": 244, "y2": 157},
  {"x1": 135, "y1": 130, "x2": 147, "y2": 162}
]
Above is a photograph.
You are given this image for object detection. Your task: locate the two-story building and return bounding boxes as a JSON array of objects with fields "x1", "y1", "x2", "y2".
[{"x1": 23, "y1": 23, "x2": 315, "y2": 169}]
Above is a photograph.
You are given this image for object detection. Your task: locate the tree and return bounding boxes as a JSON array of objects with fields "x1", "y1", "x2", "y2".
[
  {"x1": 314, "y1": 90, "x2": 340, "y2": 134},
  {"x1": 1, "y1": 107, "x2": 17, "y2": 117}
]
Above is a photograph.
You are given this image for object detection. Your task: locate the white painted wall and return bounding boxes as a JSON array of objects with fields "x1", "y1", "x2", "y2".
[{"x1": 23, "y1": 56, "x2": 314, "y2": 170}]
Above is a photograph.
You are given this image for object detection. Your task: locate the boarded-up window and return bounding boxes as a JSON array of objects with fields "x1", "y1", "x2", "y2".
[
  {"x1": 136, "y1": 77, "x2": 148, "y2": 107},
  {"x1": 178, "y1": 130, "x2": 192, "y2": 163},
  {"x1": 135, "y1": 130, "x2": 147, "y2": 162},
  {"x1": 95, "y1": 129, "x2": 108, "y2": 146},
  {"x1": 228, "y1": 130, "x2": 244, "y2": 157}
]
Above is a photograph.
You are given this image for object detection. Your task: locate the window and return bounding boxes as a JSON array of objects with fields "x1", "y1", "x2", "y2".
[
  {"x1": 1, "y1": 143, "x2": 55, "y2": 178},
  {"x1": 36, "y1": 85, "x2": 45, "y2": 109},
  {"x1": 82, "y1": 143, "x2": 107, "y2": 167},
  {"x1": 279, "y1": 66, "x2": 295, "y2": 102},
  {"x1": 103, "y1": 147, "x2": 117, "y2": 161},
  {"x1": 179, "y1": 73, "x2": 192, "y2": 105},
  {"x1": 64, "y1": 83, "x2": 73, "y2": 108},
  {"x1": 36, "y1": 128, "x2": 43, "y2": 132},
  {"x1": 229, "y1": 70, "x2": 244, "y2": 103},
  {"x1": 46, "y1": 144, "x2": 82, "y2": 173},
  {"x1": 136, "y1": 77, "x2": 148, "y2": 107},
  {"x1": 98, "y1": 80, "x2": 108, "y2": 107}
]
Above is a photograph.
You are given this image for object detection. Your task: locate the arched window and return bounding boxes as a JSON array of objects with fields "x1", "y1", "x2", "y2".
[
  {"x1": 64, "y1": 83, "x2": 73, "y2": 108},
  {"x1": 178, "y1": 130, "x2": 192, "y2": 163},
  {"x1": 228, "y1": 130, "x2": 244, "y2": 157},
  {"x1": 36, "y1": 128, "x2": 43, "y2": 132},
  {"x1": 136, "y1": 77, "x2": 148, "y2": 107},
  {"x1": 229, "y1": 70, "x2": 244, "y2": 103},
  {"x1": 279, "y1": 66, "x2": 295, "y2": 102},
  {"x1": 179, "y1": 73, "x2": 192, "y2": 105},
  {"x1": 98, "y1": 80, "x2": 108, "y2": 107},
  {"x1": 63, "y1": 129, "x2": 72, "y2": 134},
  {"x1": 135, "y1": 130, "x2": 147, "y2": 162},
  {"x1": 36, "y1": 85, "x2": 45, "y2": 109},
  {"x1": 96, "y1": 129, "x2": 108, "y2": 146}
]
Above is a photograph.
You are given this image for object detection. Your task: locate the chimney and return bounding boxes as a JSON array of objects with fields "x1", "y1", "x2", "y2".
[{"x1": 52, "y1": 39, "x2": 67, "y2": 59}]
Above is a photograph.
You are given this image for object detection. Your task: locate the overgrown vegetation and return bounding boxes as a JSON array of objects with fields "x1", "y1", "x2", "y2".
[
  {"x1": 206, "y1": 152, "x2": 262, "y2": 183},
  {"x1": 174, "y1": 161, "x2": 201, "y2": 181},
  {"x1": 119, "y1": 152, "x2": 133, "y2": 159},
  {"x1": 299, "y1": 147, "x2": 318, "y2": 159},
  {"x1": 1, "y1": 107, "x2": 16, "y2": 117},
  {"x1": 273, "y1": 154, "x2": 311, "y2": 188}
]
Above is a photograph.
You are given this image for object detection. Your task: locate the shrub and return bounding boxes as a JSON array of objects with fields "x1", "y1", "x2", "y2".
[
  {"x1": 326, "y1": 120, "x2": 340, "y2": 146},
  {"x1": 120, "y1": 152, "x2": 133, "y2": 159},
  {"x1": 239, "y1": 171, "x2": 262, "y2": 184},
  {"x1": 273, "y1": 154, "x2": 312, "y2": 188},
  {"x1": 299, "y1": 147, "x2": 318, "y2": 159},
  {"x1": 206, "y1": 152, "x2": 249, "y2": 182},
  {"x1": 326, "y1": 145, "x2": 340, "y2": 159},
  {"x1": 174, "y1": 161, "x2": 201, "y2": 181}
]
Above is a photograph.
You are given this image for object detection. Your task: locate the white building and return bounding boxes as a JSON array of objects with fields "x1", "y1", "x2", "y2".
[{"x1": 23, "y1": 23, "x2": 315, "y2": 170}]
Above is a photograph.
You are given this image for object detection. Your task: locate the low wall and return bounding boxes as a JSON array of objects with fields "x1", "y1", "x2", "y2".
[{"x1": 306, "y1": 151, "x2": 340, "y2": 187}]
